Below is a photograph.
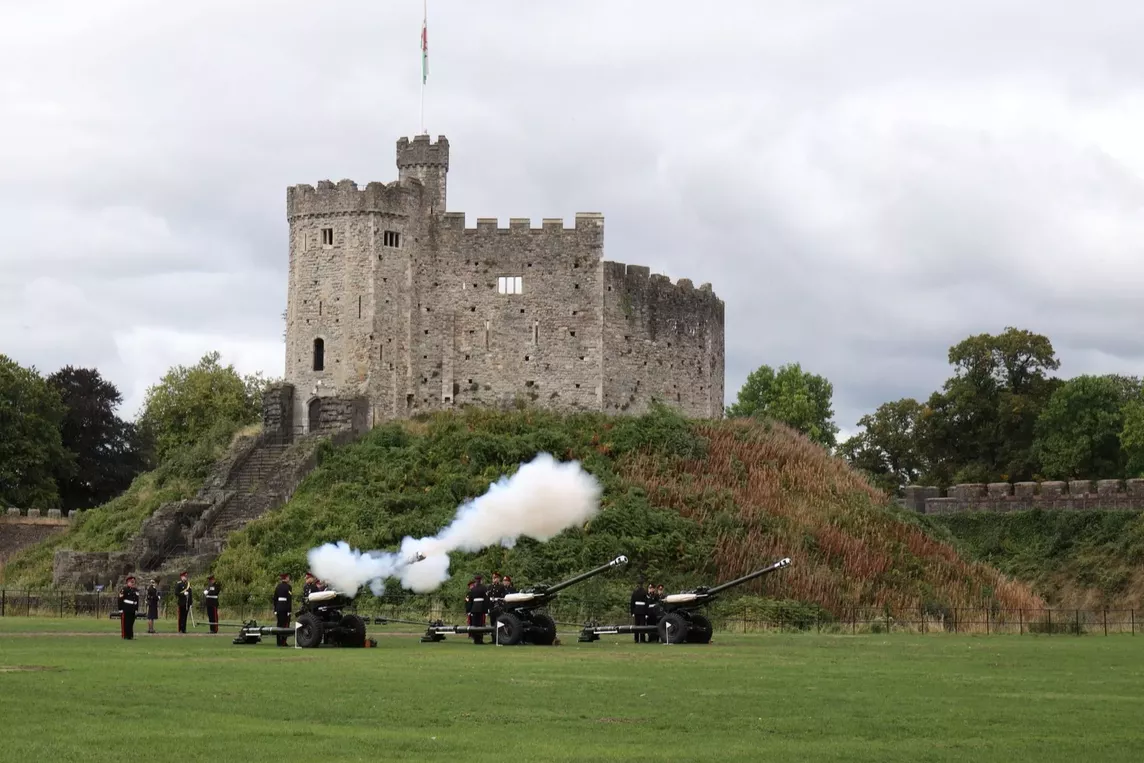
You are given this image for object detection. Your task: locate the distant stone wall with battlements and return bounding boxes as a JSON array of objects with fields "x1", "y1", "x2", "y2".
[{"x1": 899, "y1": 480, "x2": 1144, "y2": 514}]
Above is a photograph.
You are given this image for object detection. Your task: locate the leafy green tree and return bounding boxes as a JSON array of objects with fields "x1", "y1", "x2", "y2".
[
  {"x1": 917, "y1": 327, "x2": 1061, "y2": 485},
  {"x1": 1120, "y1": 399, "x2": 1144, "y2": 476},
  {"x1": 137, "y1": 351, "x2": 271, "y2": 462},
  {"x1": 727, "y1": 362, "x2": 839, "y2": 448},
  {"x1": 0, "y1": 355, "x2": 73, "y2": 507},
  {"x1": 838, "y1": 398, "x2": 926, "y2": 495},
  {"x1": 1032, "y1": 374, "x2": 1136, "y2": 480},
  {"x1": 47, "y1": 366, "x2": 147, "y2": 509}
]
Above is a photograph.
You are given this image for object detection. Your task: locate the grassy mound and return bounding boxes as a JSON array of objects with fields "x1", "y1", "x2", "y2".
[
  {"x1": 213, "y1": 406, "x2": 1039, "y2": 617},
  {"x1": 929, "y1": 511, "x2": 1144, "y2": 610},
  {"x1": 0, "y1": 421, "x2": 253, "y2": 587}
]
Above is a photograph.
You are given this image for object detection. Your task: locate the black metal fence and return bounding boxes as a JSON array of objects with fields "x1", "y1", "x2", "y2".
[{"x1": 0, "y1": 589, "x2": 1137, "y2": 636}]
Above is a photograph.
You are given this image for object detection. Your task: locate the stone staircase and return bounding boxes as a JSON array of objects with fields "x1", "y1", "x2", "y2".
[{"x1": 203, "y1": 442, "x2": 290, "y2": 537}]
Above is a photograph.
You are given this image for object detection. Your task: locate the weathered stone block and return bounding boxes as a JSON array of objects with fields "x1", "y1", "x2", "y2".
[
  {"x1": 1068, "y1": 480, "x2": 1092, "y2": 496},
  {"x1": 1040, "y1": 481, "x2": 1066, "y2": 496},
  {"x1": 1127, "y1": 479, "x2": 1144, "y2": 496},
  {"x1": 1014, "y1": 482, "x2": 1038, "y2": 497},
  {"x1": 27, "y1": 509, "x2": 40, "y2": 518},
  {"x1": 6, "y1": 507, "x2": 19, "y2": 517},
  {"x1": 1097, "y1": 479, "x2": 1123, "y2": 495},
  {"x1": 47, "y1": 509, "x2": 62, "y2": 519},
  {"x1": 924, "y1": 498, "x2": 960, "y2": 514},
  {"x1": 987, "y1": 482, "x2": 1012, "y2": 497}
]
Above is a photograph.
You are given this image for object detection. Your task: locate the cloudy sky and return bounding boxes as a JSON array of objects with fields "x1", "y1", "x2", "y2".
[{"x1": 4, "y1": 0, "x2": 1144, "y2": 440}]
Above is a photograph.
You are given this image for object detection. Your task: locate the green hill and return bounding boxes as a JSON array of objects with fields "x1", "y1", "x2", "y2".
[{"x1": 209, "y1": 406, "x2": 1041, "y2": 619}]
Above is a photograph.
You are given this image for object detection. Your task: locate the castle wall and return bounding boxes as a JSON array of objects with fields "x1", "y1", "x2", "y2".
[
  {"x1": 402, "y1": 213, "x2": 607, "y2": 414},
  {"x1": 600, "y1": 263, "x2": 725, "y2": 417},
  {"x1": 900, "y1": 480, "x2": 1144, "y2": 514}
]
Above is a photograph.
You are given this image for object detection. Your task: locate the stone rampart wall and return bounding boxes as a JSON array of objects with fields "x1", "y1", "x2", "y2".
[{"x1": 899, "y1": 480, "x2": 1144, "y2": 514}]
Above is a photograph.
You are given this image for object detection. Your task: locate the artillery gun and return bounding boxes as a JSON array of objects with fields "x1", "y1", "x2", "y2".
[
  {"x1": 233, "y1": 553, "x2": 427, "y2": 647},
  {"x1": 578, "y1": 556, "x2": 792, "y2": 645},
  {"x1": 421, "y1": 554, "x2": 629, "y2": 645}
]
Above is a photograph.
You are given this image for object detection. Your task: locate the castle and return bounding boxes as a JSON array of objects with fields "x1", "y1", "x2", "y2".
[{"x1": 283, "y1": 135, "x2": 725, "y2": 434}]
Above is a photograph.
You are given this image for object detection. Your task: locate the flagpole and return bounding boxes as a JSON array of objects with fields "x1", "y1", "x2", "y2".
[{"x1": 420, "y1": 0, "x2": 427, "y2": 135}]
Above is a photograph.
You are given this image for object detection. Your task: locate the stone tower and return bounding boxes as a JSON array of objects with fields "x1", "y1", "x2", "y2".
[{"x1": 283, "y1": 135, "x2": 725, "y2": 437}]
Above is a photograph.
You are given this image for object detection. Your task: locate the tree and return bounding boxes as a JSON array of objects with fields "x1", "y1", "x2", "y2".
[
  {"x1": 47, "y1": 366, "x2": 147, "y2": 510},
  {"x1": 917, "y1": 327, "x2": 1061, "y2": 484},
  {"x1": 727, "y1": 362, "x2": 839, "y2": 448},
  {"x1": 838, "y1": 398, "x2": 926, "y2": 495},
  {"x1": 0, "y1": 355, "x2": 72, "y2": 507},
  {"x1": 1120, "y1": 401, "x2": 1144, "y2": 477},
  {"x1": 1032, "y1": 374, "x2": 1137, "y2": 480},
  {"x1": 137, "y1": 351, "x2": 270, "y2": 462}
]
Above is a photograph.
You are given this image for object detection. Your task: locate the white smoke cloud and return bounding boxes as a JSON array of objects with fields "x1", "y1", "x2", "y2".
[{"x1": 307, "y1": 453, "x2": 603, "y2": 596}]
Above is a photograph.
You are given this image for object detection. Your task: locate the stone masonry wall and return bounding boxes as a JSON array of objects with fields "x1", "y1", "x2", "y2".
[
  {"x1": 900, "y1": 480, "x2": 1144, "y2": 514},
  {"x1": 414, "y1": 213, "x2": 607, "y2": 414},
  {"x1": 600, "y1": 262, "x2": 725, "y2": 417}
]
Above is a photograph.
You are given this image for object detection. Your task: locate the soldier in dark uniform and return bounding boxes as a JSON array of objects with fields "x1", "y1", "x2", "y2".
[
  {"x1": 118, "y1": 576, "x2": 140, "y2": 640},
  {"x1": 467, "y1": 574, "x2": 488, "y2": 644},
  {"x1": 273, "y1": 573, "x2": 292, "y2": 647},
  {"x1": 630, "y1": 580, "x2": 648, "y2": 643},
  {"x1": 645, "y1": 582, "x2": 660, "y2": 642},
  {"x1": 175, "y1": 571, "x2": 192, "y2": 633},
  {"x1": 145, "y1": 578, "x2": 160, "y2": 633},
  {"x1": 464, "y1": 580, "x2": 475, "y2": 626},
  {"x1": 302, "y1": 572, "x2": 320, "y2": 599},
  {"x1": 502, "y1": 575, "x2": 516, "y2": 594},
  {"x1": 488, "y1": 572, "x2": 506, "y2": 606},
  {"x1": 203, "y1": 575, "x2": 221, "y2": 634}
]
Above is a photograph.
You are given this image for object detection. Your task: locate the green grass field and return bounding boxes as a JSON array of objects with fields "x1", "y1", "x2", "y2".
[{"x1": 2, "y1": 618, "x2": 1143, "y2": 762}]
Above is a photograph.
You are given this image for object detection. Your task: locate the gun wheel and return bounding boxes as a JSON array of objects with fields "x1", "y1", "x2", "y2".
[
  {"x1": 495, "y1": 612, "x2": 525, "y2": 645},
  {"x1": 295, "y1": 612, "x2": 324, "y2": 648},
  {"x1": 338, "y1": 614, "x2": 367, "y2": 647},
  {"x1": 686, "y1": 614, "x2": 713, "y2": 644},
  {"x1": 657, "y1": 612, "x2": 689, "y2": 644},
  {"x1": 528, "y1": 612, "x2": 557, "y2": 645}
]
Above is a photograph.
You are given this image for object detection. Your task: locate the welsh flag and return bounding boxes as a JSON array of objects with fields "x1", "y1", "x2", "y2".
[{"x1": 421, "y1": 16, "x2": 428, "y2": 84}]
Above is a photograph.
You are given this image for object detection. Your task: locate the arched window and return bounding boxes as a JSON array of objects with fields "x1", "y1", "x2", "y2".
[{"x1": 312, "y1": 338, "x2": 325, "y2": 371}]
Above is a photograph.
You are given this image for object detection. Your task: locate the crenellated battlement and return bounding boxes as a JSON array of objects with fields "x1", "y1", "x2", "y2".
[
  {"x1": 603, "y1": 261, "x2": 723, "y2": 305},
  {"x1": 396, "y1": 134, "x2": 449, "y2": 168},
  {"x1": 286, "y1": 178, "x2": 422, "y2": 218},
  {"x1": 434, "y1": 211, "x2": 605, "y2": 235},
  {"x1": 899, "y1": 480, "x2": 1144, "y2": 514}
]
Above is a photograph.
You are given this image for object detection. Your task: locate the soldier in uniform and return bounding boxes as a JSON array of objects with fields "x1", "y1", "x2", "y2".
[
  {"x1": 145, "y1": 578, "x2": 160, "y2": 633},
  {"x1": 466, "y1": 574, "x2": 488, "y2": 644},
  {"x1": 464, "y1": 579, "x2": 475, "y2": 626},
  {"x1": 273, "y1": 573, "x2": 292, "y2": 647},
  {"x1": 175, "y1": 571, "x2": 192, "y2": 633},
  {"x1": 118, "y1": 576, "x2": 140, "y2": 640},
  {"x1": 502, "y1": 575, "x2": 516, "y2": 594},
  {"x1": 630, "y1": 579, "x2": 648, "y2": 643},
  {"x1": 645, "y1": 582, "x2": 660, "y2": 642},
  {"x1": 488, "y1": 572, "x2": 506, "y2": 606},
  {"x1": 302, "y1": 572, "x2": 320, "y2": 599},
  {"x1": 203, "y1": 575, "x2": 221, "y2": 634}
]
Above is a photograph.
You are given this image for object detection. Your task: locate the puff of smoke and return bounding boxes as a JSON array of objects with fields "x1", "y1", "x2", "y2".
[{"x1": 307, "y1": 453, "x2": 602, "y2": 596}]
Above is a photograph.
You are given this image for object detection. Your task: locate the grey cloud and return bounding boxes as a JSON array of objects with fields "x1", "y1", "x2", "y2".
[{"x1": 4, "y1": 0, "x2": 1144, "y2": 434}]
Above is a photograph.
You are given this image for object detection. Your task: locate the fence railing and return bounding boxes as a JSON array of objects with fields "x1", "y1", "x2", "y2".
[{"x1": 0, "y1": 590, "x2": 1137, "y2": 636}]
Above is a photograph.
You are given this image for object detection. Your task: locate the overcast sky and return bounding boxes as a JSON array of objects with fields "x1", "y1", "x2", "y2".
[{"x1": 4, "y1": 0, "x2": 1144, "y2": 441}]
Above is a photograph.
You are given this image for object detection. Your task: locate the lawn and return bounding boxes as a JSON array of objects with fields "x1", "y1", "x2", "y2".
[{"x1": 1, "y1": 619, "x2": 1142, "y2": 762}]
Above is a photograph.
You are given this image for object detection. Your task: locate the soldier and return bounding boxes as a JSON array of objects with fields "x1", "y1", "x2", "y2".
[
  {"x1": 464, "y1": 579, "x2": 475, "y2": 626},
  {"x1": 203, "y1": 575, "x2": 221, "y2": 634},
  {"x1": 630, "y1": 580, "x2": 648, "y2": 643},
  {"x1": 118, "y1": 576, "x2": 140, "y2": 640},
  {"x1": 502, "y1": 575, "x2": 516, "y2": 594},
  {"x1": 273, "y1": 573, "x2": 292, "y2": 647},
  {"x1": 645, "y1": 582, "x2": 660, "y2": 642},
  {"x1": 467, "y1": 574, "x2": 488, "y2": 644},
  {"x1": 145, "y1": 578, "x2": 160, "y2": 634},
  {"x1": 488, "y1": 572, "x2": 506, "y2": 605},
  {"x1": 302, "y1": 572, "x2": 318, "y2": 599},
  {"x1": 175, "y1": 571, "x2": 192, "y2": 633}
]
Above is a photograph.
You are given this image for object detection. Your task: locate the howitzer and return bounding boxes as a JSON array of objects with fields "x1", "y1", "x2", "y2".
[
  {"x1": 578, "y1": 556, "x2": 792, "y2": 645},
  {"x1": 421, "y1": 554, "x2": 629, "y2": 646},
  {"x1": 234, "y1": 552, "x2": 427, "y2": 647}
]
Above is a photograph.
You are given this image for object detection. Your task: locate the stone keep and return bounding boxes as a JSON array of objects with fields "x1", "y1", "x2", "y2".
[{"x1": 284, "y1": 135, "x2": 725, "y2": 431}]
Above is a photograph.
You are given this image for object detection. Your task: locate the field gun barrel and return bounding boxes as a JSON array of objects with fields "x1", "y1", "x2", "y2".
[
  {"x1": 536, "y1": 555, "x2": 629, "y2": 596},
  {"x1": 704, "y1": 557, "x2": 792, "y2": 596}
]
